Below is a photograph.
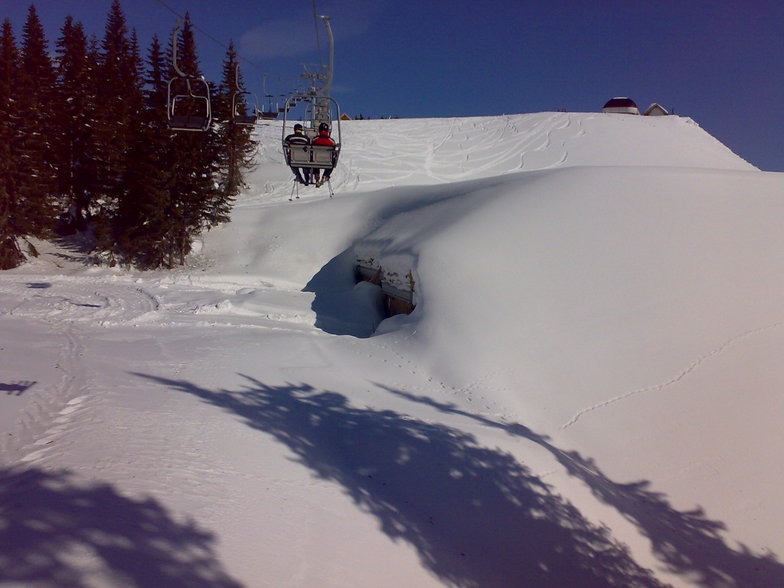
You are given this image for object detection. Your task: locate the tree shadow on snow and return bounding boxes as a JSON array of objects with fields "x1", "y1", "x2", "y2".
[
  {"x1": 0, "y1": 467, "x2": 242, "y2": 588},
  {"x1": 0, "y1": 380, "x2": 36, "y2": 395},
  {"x1": 381, "y1": 386, "x2": 784, "y2": 588},
  {"x1": 137, "y1": 372, "x2": 668, "y2": 587}
]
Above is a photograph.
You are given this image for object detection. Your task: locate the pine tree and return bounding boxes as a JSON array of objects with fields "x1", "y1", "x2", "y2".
[
  {"x1": 0, "y1": 19, "x2": 24, "y2": 268},
  {"x1": 114, "y1": 16, "x2": 224, "y2": 269},
  {"x1": 90, "y1": 0, "x2": 145, "y2": 253},
  {"x1": 114, "y1": 35, "x2": 173, "y2": 268},
  {"x1": 17, "y1": 4, "x2": 58, "y2": 238},
  {"x1": 54, "y1": 16, "x2": 95, "y2": 233},
  {"x1": 214, "y1": 42, "x2": 257, "y2": 213},
  {"x1": 127, "y1": 29, "x2": 145, "y2": 119},
  {"x1": 163, "y1": 14, "x2": 222, "y2": 265},
  {"x1": 73, "y1": 34, "x2": 103, "y2": 230},
  {"x1": 145, "y1": 35, "x2": 168, "y2": 117}
]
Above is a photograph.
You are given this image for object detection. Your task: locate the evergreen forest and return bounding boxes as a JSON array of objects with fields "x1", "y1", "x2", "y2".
[{"x1": 0, "y1": 1, "x2": 257, "y2": 270}]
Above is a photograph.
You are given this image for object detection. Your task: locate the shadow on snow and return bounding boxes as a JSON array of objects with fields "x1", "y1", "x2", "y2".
[
  {"x1": 137, "y1": 372, "x2": 672, "y2": 587},
  {"x1": 380, "y1": 386, "x2": 784, "y2": 588},
  {"x1": 303, "y1": 249, "x2": 386, "y2": 338},
  {"x1": 0, "y1": 380, "x2": 36, "y2": 395},
  {"x1": 0, "y1": 467, "x2": 242, "y2": 588}
]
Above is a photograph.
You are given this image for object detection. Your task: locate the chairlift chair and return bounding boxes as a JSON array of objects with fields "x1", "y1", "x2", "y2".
[
  {"x1": 230, "y1": 64, "x2": 259, "y2": 126},
  {"x1": 166, "y1": 20, "x2": 212, "y2": 132},
  {"x1": 167, "y1": 76, "x2": 212, "y2": 132},
  {"x1": 281, "y1": 94, "x2": 342, "y2": 175},
  {"x1": 277, "y1": 94, "x2": 288, "y2": 113},
  {"x1": 261, "y1": 94, "x2": 278, "y2": 120},
  {"x1": 232, "y1": 102, "x2": 259, "y2": 125}
]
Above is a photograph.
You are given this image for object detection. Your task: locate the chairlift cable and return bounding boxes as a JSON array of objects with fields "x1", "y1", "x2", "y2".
[{"x1": 149, "y1": 0, "x2": 263, "y2": 72}]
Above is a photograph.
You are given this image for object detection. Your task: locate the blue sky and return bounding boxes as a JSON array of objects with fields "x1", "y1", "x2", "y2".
[{"x1": 4, "y1": 0, "x2": 783, "y2": 171}]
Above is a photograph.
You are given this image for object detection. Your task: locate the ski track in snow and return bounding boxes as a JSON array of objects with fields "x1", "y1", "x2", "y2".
[
  {"x1": 561, "y1": 319, "x2": 784, "y2": 430},
  {"x1": 1, "y1": 321, "x2": 91, "y2": 463},
  {"x1": 0, "y1": 270, "x2": 324, "y2": 466},
  {"x1": 282, "y1": 112, "x2": 591, "y2": 193},
  {"x1": 0, "y1": 277, "x2": 160, "y2": 325},
  {"x1": 0, "y1": 276, "x2": 162, "y2": 462}
]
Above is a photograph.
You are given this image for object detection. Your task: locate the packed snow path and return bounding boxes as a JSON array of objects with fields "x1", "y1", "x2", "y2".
[{"x1": 2, "y1": 113, "x2": 784, "y2": 587}]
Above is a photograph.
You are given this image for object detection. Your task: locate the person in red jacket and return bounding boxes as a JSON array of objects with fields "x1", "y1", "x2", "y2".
[{"x1": 311, "y1": 122, "x2": 336, "y2": 187}]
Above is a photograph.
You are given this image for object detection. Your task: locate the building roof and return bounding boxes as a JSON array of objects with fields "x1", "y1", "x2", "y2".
[
  {"x1": 643, "y1": 103, "x2": 669, "y2": 116},
  {"x1": 603, "y1": 97, "x2": 638, "y2": 109}
]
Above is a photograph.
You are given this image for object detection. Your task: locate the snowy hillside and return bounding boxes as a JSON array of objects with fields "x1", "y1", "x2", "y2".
[{"x1": 2, "y1": 112, "x2": 784, "y2": 588}]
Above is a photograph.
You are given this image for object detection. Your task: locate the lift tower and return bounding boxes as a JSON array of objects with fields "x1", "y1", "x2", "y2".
[{"x1": 300, "y1": 14, "x2": 334, "y2": 128}]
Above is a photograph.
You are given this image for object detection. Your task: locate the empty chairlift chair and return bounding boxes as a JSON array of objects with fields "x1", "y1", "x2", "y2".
[
  {"x1": 230, "y1": 64, "x2": 259, "y2": 126},
  {"x1": 261, "y1": 95, "x2": 278, "y2": 120},
  {"x1": 167, "y1": 76, "x2": 212, "y2": 131},
  {"x1": 166, "y1": 21, "x2": 212, "y2": 132}
]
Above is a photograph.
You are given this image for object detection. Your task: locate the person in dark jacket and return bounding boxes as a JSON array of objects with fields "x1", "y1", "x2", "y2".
[
  {"x1": 284, "y1": 123, "x2": 311, "y2": 185},
  {"x1": 311, "y1": 122, "x2": 336, "y2": 187}
]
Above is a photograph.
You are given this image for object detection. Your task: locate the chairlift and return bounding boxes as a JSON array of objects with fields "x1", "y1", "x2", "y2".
[
  {"x1": 167, "y1": 78, "x2": 212, "y2": 131},
  {"x1": 232, "y1": 100, "x2": 259, "y2": 125},
  {"x1": 166, "y1": 21, "x2": 212, "y2": 132},
  {"x1": 281, "y1": 94, "x2": 342, "y2": 179},
  {"x1": 259, "y1": 94, "x2": 277, "y2": 120},
  {"x1": 230, "y1": 64, "x2": 258, "y2": 126},
  {"x1": 281, "y1": 14, "x2": 341, "y2": 194},
  {"x1": 259, "y1": 75, "x2": 278, "y2": 120}
]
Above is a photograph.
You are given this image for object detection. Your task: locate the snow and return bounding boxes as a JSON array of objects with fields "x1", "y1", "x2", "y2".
[{"x1": 2, "y1": 111, "x2": 784, "y2": 587}]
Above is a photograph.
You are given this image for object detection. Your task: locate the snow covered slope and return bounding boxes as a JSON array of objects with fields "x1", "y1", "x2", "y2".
[
  {"x1": 2, "y1": 111, "x2": 783, "y2": 588},
  {"x1": 210, "y1": 112, "x2": 756, "y2": 286},
  {"x1": 248, "y1": 112, "x2": 754, "y2": 201}
]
